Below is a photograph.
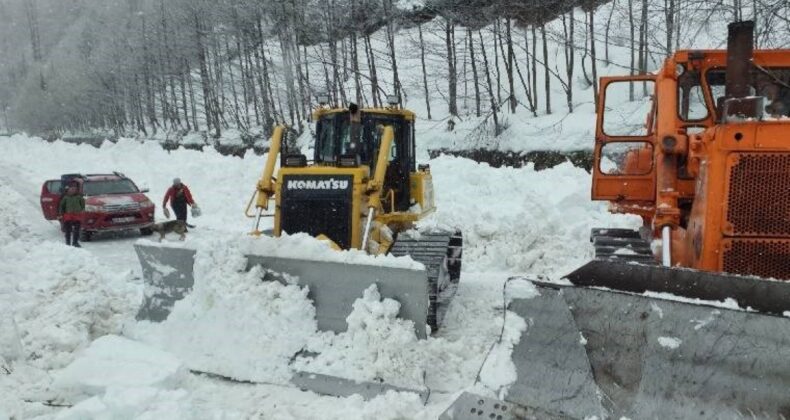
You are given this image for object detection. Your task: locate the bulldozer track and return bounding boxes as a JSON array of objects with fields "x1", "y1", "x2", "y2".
[
  {"x1": 390, "y1": 230, "x2": 463, "y2": 332},
  {"x1": 590, "y1": 228, "x2": 657, "y2": 265}
]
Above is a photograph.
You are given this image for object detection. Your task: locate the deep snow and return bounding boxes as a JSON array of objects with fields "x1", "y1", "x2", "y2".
[{"x1": 0, "y1": 133, "x2": 637, "y2": 419}]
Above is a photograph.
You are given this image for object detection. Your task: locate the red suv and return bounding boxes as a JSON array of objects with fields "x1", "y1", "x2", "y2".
[{"x1": 40, "y1": 173, "x2": 155, "y2": 240}]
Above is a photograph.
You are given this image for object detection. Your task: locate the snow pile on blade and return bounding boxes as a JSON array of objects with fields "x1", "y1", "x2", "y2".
[
  {"x1": 292, "y1": 284, "x2": 426, "y2": 390},
  {"x1": 130, "y1": 240, "x2": 519, "y2": 394},
  {"x1": 128, "y1": 240, "x2": 319, "y2": 384},
  {"x1": 141, "y1": 230, "x2": 425, "y2": 270}
]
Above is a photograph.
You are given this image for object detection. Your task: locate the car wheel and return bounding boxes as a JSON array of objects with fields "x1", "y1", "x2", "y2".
[
  {"x1": 140, "y1": 227, "x2": 154, "y2": 236},
  {"x1": 80, "y1": 231, "x2": 94, "y2": 242}
]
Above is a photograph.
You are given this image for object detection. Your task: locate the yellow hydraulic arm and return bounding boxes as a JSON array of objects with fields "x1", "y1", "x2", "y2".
[
  {"x1": 361, "y1": 125, "x2": 394, "y2": 248},
  {"x1": 245, "y1": 125, "x2": 285, "y2": 234}
]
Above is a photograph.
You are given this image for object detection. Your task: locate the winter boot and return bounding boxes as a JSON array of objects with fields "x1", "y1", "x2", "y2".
[{"x1": 71, "y1": 229, "x2": 80, "y2": 247}]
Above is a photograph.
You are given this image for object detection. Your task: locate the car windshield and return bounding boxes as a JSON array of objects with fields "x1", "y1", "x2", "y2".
[{"x1": 83, "y1": 179, "x2": 138, "y2": 195}]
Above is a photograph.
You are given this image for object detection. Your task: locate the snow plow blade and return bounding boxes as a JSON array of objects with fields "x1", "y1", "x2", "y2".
[
  {"x1": 566, "y1": 259, "x2": 790, "y2": 315},
  {"x1": 487, "y1": 267, "x2": 790, "y2": 419},
  {"x1": 291, "y1": 371, "x2": 430, "y2": 404},
  {"x1": 134, "y1": 243, "x2": 432, "y2": 338}
]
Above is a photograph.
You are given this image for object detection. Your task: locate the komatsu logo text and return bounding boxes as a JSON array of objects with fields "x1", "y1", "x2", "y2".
[{"x1": 287, "y1": 178, "x2": 349, "y2": 190}]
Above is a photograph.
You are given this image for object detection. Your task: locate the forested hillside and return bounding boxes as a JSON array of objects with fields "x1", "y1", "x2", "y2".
[{"x1": 0, "y1": 0, "x2": 788, "y2": 145}]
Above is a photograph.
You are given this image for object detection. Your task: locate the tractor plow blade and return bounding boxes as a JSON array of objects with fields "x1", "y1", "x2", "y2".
[
  {"x1": 290, "y1": 371, "x2": 430, "y2": 403},
  {"x1": 135, "y1": 243, "x2": 431, "y2": 338},
  {"x1": 487, "y1": 278, "x2": 790, "y2": 419},
  {"x1": 566, "y1": 259, "x2": 790, "y2": 315}
]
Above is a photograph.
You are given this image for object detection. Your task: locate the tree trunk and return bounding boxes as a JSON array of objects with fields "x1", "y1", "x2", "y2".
[
  {"x1": 478, "y1": 31, "x2": 500, "y2": 136},
  {"x1": 384, "y1": 0, "x2": 402, "y2": 102},
  {"x1": 563, "y1": 12, "x2": 575, "y2": 112},
  {"x1": 604, "y1": 0, "x2": 616, "y2": 64},
  {"x1": 180, "y1": 58, "x2": 191, "y2": 131},
  {"x1": 628, "y1": 0, "x2": 635, "y2": 100},
  {"x1": 418, "y1": 24, "x2": 432, "y2": 119},
  {"x1": 364, "y1": 34, "x2": 381, "y2": 107},
  {"x1": 259, "y1": 41, "x2": 275, "y2": 130},
  {"x1": 193, "y1": 12, "x2": 218, "y2": 137},
  {"x1": 468, "y1": 28, "x2": 481, "y2": 117},
  {"x1": 640, "y1": 0, "x2": 649, "y2": 96},
  {"x1": 446, "y1": 19, "x2": 458, "y2": 116},
  {"x1": 350, "y1": 34, "x2": 362, "y2": 106},
  {"x1": 531, "y1": 26, "x2": 538, "y2": 109},
  {"x1": 589, "y1": 9, "x2": 599, "y2": 108},
  {"x1": 506, "y1": 19, "x2": 516, "y2": 113},
  {"x1": 24, "y1": 0, "x2": 42, "y2": 62},
  {"x1": 665, "y1": 0, "x2": 675, "y2": 55},
  {"x1": 225, "y1": 36, "x2": 242, "y2": 129},
  {"x1": 541, "y1": 23, "x2": 551, "y2": 115}
]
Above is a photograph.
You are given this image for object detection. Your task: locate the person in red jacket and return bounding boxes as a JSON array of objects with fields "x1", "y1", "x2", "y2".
[{"x1": 163, "y1": 178, "x2": 196, "y2": 225}]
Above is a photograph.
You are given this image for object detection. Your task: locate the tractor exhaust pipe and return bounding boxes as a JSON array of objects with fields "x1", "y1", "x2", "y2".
[{"x1": 725, "y1": 21, "x2": 754, "y2": 100}]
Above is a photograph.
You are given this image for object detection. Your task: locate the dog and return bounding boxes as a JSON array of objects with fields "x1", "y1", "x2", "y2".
[{"x1": 149, "y1": 220, "x2": 187, "y2": 242}]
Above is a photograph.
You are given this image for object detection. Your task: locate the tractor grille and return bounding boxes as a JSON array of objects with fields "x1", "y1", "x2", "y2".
[
  {"x1": 280, "y1": 174, "x2": 353, "y2": 249},
  {"x1": 726, "y1": 153, "x2": 790, "y2": 237},
  {"x1": 722, "y1": 239, "x2": 790, "y2": 280}
]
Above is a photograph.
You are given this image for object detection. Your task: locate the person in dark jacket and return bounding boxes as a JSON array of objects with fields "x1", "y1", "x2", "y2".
[
  {"x1": 163, "y1": 178, "x2": 196, "y2": 225},
  {"x1": 59, "y1": 185, "x2": 85, "y2": 247}
]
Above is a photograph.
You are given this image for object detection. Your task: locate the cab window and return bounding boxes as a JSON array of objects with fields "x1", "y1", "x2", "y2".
[{"x1": 602, "y1": 80, "x2": 655, "y2": 137}]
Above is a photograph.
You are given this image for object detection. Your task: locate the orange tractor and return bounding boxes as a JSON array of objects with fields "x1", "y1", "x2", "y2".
[
  {"x1": 568, "y1": 21, "x2": 790, "y2": 310},
  {"x1": 440, "y1": 22, "x2": 790, "y2": 420}
]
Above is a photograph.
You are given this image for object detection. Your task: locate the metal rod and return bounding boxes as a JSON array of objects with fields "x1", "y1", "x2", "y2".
[
  {"x1": 252, "y1": 208, "x2": 263, "y2": 234},
  {"x1": 361, "y1": 208, "x2": 375, "y2": 250},
  {"x1": 662, "y1": 225, "x2": 672, "y2": 267}
]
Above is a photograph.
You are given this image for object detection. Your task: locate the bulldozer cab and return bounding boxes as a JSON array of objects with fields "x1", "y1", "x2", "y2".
[{"x1": 313, "y1": 109, "x2": 416, "y2": 211}]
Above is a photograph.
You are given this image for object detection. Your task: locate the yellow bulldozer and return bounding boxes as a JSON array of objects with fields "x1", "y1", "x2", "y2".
[{"x1": 135, "y1": 100, "x2": 462, "y2": 337}]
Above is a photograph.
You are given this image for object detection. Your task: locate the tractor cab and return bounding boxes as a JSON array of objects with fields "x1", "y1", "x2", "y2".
[{"x1": 311, "y1": 107, "x2": 417, "y2": 212}]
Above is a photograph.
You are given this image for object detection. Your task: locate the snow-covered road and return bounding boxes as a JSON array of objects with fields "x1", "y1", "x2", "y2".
[{"x1": 0, "y1": 135, "x2": 636, "y2": 419}]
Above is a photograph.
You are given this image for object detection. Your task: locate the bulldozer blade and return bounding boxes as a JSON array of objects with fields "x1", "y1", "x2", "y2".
[
  {"x1": 503, "y1": 281, "x2": 790, "y2": 419},
  {"x1": 135, "y1": 244, "x2": 196, "y2": 322},
  {"x1": 439, "y1": 392, "x2": 575, "y2": 420},
  {"x1": 565, "y1": 259, "x2": 790, "y2": 315},
  {"x1": 290, "y1": 371, "x2": 429, "y2": 404},
  {"x1": 134, "y1": 243, "x2": 432, "y2": 338}
]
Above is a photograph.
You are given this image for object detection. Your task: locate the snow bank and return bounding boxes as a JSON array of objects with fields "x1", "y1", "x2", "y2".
[
  {"x1": 0, "y1": 177, "x2": 139, "y2": 418},
  {"x1": 52, "y1": 335, "x2": 186, "y2": 399},
  {"x1": 0, "y1": 134, "x2": 263, "y2": 234},
  {"x1": 1, "y1": 240, "x2": 137, "y2": 370},
  {"x1": 0, "y1": 181, "x2": 137, "y2": 371},
  {"x1": 423, "y1": 156, "x2": 639, "y2": 278},
  {"x1": 54, "y1": 387, "x2": 190, "y2": 420}
]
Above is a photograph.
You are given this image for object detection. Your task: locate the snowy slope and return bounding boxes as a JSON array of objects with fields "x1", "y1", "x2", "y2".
[{"x1": 0, "y1": 134, "x2": 637, "y2": 418}]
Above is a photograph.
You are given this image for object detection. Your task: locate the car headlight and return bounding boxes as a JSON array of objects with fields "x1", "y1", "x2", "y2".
[
  {"x1": 85, "y1": 204, "x2": 102, "y2": 212},
  {"x1": 140, "y1": 199, "x2": 154, "y2": 208}
]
